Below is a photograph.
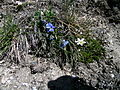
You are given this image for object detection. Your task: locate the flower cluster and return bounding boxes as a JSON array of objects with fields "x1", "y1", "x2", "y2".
[
  {"x1": 33, "y1": 9, "x2": 106, "y2": 65},
  {"x1": 44, "y1": 22, "x2": 69, "y2": 48},
  {"x1": 46, "y1": 23, "x2": 55, "y2": 32},
  {"x1": 38, "y1": 10, "x2": 87, "y2": 50},
  {"x1": 44, "y1": 22, "x2": 87, "y2": 49}
]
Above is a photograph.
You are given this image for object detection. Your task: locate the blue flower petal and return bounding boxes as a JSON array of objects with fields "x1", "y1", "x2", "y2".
[
  {"x1": 47, "y1": 28, "x2": 54, "y2": 32},
  {"x1": 46, "y1": 23, "x2": 55, "y2": 29},
  {"x1": 51, "y1": 25, "x2": 55, "y2": 28},
  {"x1": 46, "y1": 23, "x2": 51, "y2": 28},
  {"x1": 60, "y1": 40, "x2": 69, "y2": 48}
]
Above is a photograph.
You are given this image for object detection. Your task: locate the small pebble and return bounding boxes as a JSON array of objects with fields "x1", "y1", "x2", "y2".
[
  {"x1": 71, "y1": 75, "x2": 76, "y2": 78},
  {"x1": 110, "y1": 74, "x2": 114, "y2": 78},
  {"x1": 16, "y1": 1, "x2": 23, "y2": 5},
  {"x1": 22, "y1": 83, "x2": 29, "y2": 87},
  {"x1": 32, "y1": 87, "x2": 37, "y2": 90}
]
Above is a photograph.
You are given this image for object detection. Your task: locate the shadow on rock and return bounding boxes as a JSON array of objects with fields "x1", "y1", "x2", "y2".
[{"x1": 47, "y1": 75, "x2": 97, "y2": 90}]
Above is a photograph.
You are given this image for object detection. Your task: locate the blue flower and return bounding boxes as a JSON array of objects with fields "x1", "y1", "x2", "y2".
[
  {"x1": 46, "y1": 23, "x2": 55, "y2": 32},
  {"x1": 60, "y1": 40, "x2": 69, "y2": 48},
  {"x1": 46, "y1": 23, "x2": 55, "y2": 28}
]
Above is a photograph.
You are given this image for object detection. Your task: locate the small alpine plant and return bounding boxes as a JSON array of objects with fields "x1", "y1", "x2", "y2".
[{"x1": 28, "y1": 10, "x2": 105, "y2": 68}]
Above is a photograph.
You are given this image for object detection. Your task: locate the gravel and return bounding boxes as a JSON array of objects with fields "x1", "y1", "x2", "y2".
[{"x1": 0, "y1": 0, "x2": 120, "y2": 90}]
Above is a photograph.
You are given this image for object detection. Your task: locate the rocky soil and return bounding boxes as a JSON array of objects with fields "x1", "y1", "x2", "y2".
[{"x1": 0, "y1": 0, "x2": 120, "y2": 90}]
